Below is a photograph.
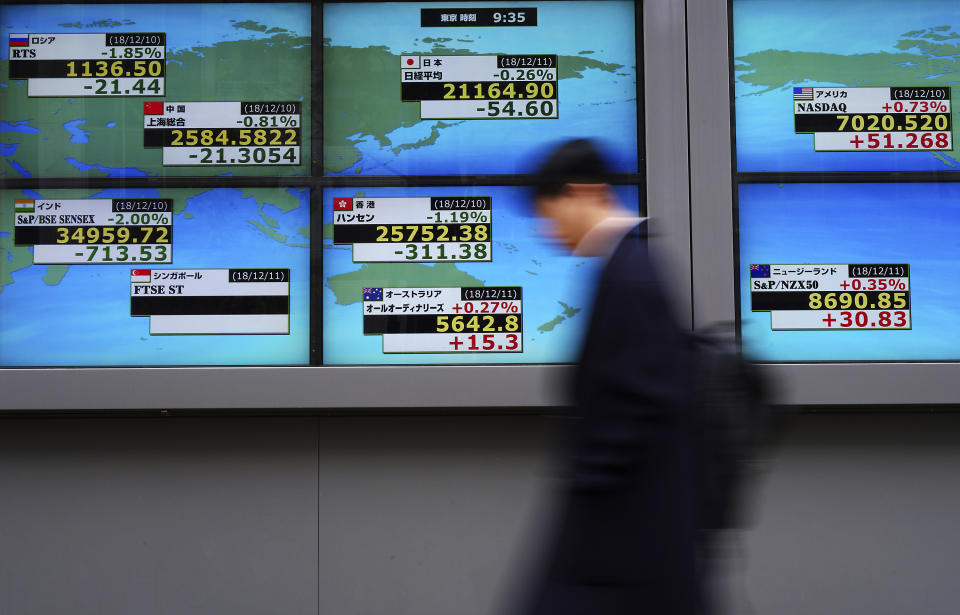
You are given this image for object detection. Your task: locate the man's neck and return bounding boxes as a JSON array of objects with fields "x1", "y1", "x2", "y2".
[{"x1": 573, "y1": 213, "x2": 645, "y2": 258}]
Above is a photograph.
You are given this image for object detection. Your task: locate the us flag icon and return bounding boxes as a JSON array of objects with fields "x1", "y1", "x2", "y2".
[{"x1": 333, "y1": 197, "x2": 353, "y2": 211}]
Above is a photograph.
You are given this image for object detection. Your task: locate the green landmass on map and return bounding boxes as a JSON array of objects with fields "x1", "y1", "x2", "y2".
[
  {"x1": 1, "y1": 24, "x2": 311, "y2": 178},
  {"x1": 59, "y1": 19, "x2": 135, "y2": 29},
  {"x1": 537, "y1": 301, "x2": 581, "y2": 333},
  {"x1": 241, "y1": 188, "x2": 304, "y2": 213},
  {"x1": 41, "y1": 265, "x2": 68, "y2": 285},
  {"x1": 323, "y1": 41, "x2": 623, "y2": 173},
  {"x1": 0, "y1": 196, "x2": 33, "y2": 291},
  {"x1": 248, "y1": 220, "x2": 286, "y2": 243},
  {"x1": 326, "y1": 263, "x2": 484, "y2": 306},
  {"x1": 392, "y1": 120, "x2": 462, "y2": 154},
  {"x1": 736, "y1": 25, "x2": 960, "y2": 166}
]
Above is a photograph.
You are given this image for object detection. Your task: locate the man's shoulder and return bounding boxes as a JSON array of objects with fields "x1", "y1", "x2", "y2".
[{"x1": 604, "y1": 221, "x2": 652, "y2": 276}]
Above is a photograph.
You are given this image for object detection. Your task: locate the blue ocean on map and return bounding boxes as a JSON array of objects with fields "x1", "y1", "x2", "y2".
[
  {"x1": 322, "y1": 184, "x2": 640, "y2": 365},
  {"x1": 739, "y1": 183, "x2": 960, "y2": 361},
  {"x1": 734, "y1": 0, "x2": 960, "y2": 172},
  {"x1": 324, "y1": 1, "x2": 639, "y2": 176},
  {"x1": 0, "y1": 187, "x2": 310, "y2": 366}
]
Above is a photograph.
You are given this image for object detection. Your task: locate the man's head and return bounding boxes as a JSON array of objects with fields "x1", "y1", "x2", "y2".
[{"x1": 532, "y1": 139, "x2": 619, "y2": 251}]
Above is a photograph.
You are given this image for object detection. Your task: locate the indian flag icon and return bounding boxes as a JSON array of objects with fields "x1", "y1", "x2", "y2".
[{"x1": 15, "y1": 199, "x2": 35, "y2": 212}]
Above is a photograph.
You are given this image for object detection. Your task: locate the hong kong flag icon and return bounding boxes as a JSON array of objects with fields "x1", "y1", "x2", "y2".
[{"x1": 333, "y1": 197, "x2": 353, "y2": 211}]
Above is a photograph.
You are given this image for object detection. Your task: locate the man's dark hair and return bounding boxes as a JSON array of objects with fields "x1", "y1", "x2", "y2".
[{"x1": 532, "y1": 138, "x2": 612, "y2": 199}]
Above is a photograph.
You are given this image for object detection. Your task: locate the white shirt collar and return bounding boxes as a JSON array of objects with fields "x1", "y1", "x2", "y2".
[{"x1": 573, "y1": 215, "x2": 647, "y2": 259}]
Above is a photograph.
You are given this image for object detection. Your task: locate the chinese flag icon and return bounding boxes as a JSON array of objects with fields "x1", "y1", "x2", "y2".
[
  {"x1": 143, "y1": 102, "x2": 164, "y2": 115},
  {"x1": 333, "y1": 197, "x2": 353, "y2": 211}
]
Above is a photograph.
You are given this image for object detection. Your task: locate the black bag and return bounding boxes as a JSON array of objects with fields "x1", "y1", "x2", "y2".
[{"x1": 690, "y1": 324, "x2": 777, "y2": 530}]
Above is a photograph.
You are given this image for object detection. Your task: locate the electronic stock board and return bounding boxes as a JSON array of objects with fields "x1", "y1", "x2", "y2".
[
  {"x1": 0, "y1": 1, "x2": 641, "y2": 386},
  {"x1": 733, "y1": 0, "x2": 960, "y2": 365}
]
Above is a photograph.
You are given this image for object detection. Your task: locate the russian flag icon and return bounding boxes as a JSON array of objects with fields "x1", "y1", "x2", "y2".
[{"x1": 9, "y1": 34, "x2": 29, "y2": 47}]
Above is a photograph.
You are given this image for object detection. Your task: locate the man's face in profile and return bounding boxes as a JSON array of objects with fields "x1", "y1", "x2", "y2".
[{"x1": 535, "y1": 184, "x2": 608, "y2": 252}]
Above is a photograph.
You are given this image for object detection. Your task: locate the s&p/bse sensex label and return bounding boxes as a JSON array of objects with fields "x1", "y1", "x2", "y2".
[
  {"x1": 750, "y1": 263, "x2": 911, "y2": 330},
  {"x1": 401, "y1": 55, "x2": 558, "y2": 119},
  {"x1": 793, "y1": 87, "x2": 952, "y2": 151},
  {"x1": 14, "y1": 198, "x2": 172, "y2": 264},
  {"x1": 130, "y1": 268, "x2": 290, "y2": 335},
  {"x1": 362, "y1": 287, "x2": 522, "y2": 353},
  {"x1": 142, "y1": 101, "x2": 301, "y2": 165},
  {"x1": 333, "y1": 196, "x2": 492, "y2": 262},
  {"x1": 8, "y1": 32, "x2": 165, "y2": 97}
]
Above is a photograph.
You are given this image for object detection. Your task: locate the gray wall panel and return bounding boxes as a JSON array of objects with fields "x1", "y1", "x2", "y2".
[
  {"x1": 0, "y1": 418, "x2": 319, "y2": 615},
  {"x1": 314, "y1": 416, "x2": 554, "y2": 615},
  {"x1": 739, "y1": 413, "x2": 960, "y2": 615}
]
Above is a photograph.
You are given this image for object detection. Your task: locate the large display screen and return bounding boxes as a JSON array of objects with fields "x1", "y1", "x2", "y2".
[
  {"x1": 0, "y1": 187, "x2": 310, "y2": 365},
  {"x1": 1, "y1": 1, "x2": 644, "y2": 372},
  {"x1": 323, "y1": 185, "x2": 639, "y2": 364},
  {"x1": 323, "y1": 1, "x2": 639, "y2": 175},
  {"x1": 738, "y1": 182, "x2": 960, "y2": 361},
  {"x1": 733, "y1": 0, "x2": 959, "y2": 173},
  {"x1": 1, "y1": 3, "x2": 311, "y2": 178}
]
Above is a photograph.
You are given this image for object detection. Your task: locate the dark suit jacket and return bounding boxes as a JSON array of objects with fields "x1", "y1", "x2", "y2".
[{"x1": 523, "y1": 221, "x2": 702, "y2": 615}]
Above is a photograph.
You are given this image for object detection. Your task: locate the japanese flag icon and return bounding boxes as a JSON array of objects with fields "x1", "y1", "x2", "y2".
[{"x1": 401, "y1": 55, "x2": 421, "y2": 69}]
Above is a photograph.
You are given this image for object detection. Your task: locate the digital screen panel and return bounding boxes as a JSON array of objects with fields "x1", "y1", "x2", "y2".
[
  {"x1": 733, "y1": 0, "x2": 959, "y2": 172},
  {"x1": 322, "y1": 185, "x2": 641, "y2": 364},
  {"x1": 1, "y1": 3, "x2": 310, "y2": 178},
  {"x1": 739, "y1": 182, "x2": 960, "y2": 361},
  {"x1": 323, "y1": 1, "x2": 638, "y2": 175},
  {"x1": 0, "y1": 187, "x2": 310, "y2": 365}
]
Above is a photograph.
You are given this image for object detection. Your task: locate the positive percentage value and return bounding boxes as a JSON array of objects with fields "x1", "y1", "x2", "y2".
[
  {"x1": 881, "y1": 101, "x2": 949, "y2": 113},
  {"x1": 451, "y1": 301, "x2": 520, "y2": 314},
  {"x1": 840, "y1": 278, "x2": 908, "y2": 291}
]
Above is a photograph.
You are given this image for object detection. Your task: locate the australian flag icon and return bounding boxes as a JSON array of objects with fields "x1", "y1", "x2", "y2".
[
  {"x1": 750, "y1": 264, "x2": 771, "y2": 278},
  {"x1": 363, "y1": 287, "x2": 383, "y2": 301}
]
